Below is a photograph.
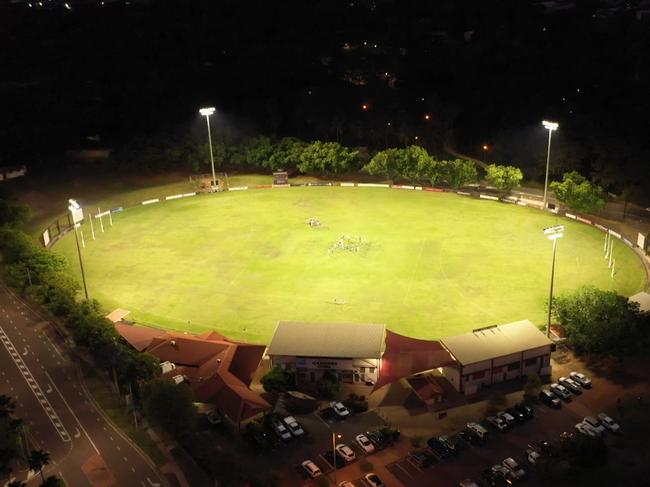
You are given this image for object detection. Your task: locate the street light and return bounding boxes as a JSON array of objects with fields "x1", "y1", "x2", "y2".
[
  {"x1": 542, "y1": 120, "x2": 559, "y2": 209},
  {"x1": 68, "y1": 199, "x2": 89, "y2": 300},
  {"x1": 332, "y1": 432, "x2": 342, "y2": 484},
  {"x1": 199, "y1": 106, "x2": 217, "y2": 190},
  {"x1": 544, "y1": 225, "x2": 564, "y2": 338}
]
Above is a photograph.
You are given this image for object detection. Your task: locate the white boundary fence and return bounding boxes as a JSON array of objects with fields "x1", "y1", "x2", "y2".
[{"x1": 42, "y1": 180, "x2": 650, "y2": 274}]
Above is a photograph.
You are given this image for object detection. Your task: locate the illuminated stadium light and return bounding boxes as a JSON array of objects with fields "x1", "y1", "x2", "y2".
[
  {"x1": 543, "y1": 225, "x2": 564, "y2": 337},
  {"x1": 199, "y1": 107, "x2": 217, "y2": 189},
  {"x1": 542, "y1": 120, "x2": 559, "y2": 209}
]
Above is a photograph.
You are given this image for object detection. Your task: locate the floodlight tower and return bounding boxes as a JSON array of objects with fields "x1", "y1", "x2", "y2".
[
  {"x1": 68, "y1": 199, "x2": 89, "y2": 300},
  {"x1": 542, "y1": 120, "x2": 559, "y2": 209},
  {"x1": 544, "y1": 225, "x2": 564, "y2": 337},
  {"x1": 199, "y1": 106, "x2": 217, "y2": 190}
]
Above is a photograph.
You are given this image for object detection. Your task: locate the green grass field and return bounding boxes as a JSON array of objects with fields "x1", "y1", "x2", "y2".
[{"x1": 54, "y1": 186, "x2": 647, "y2": 343}]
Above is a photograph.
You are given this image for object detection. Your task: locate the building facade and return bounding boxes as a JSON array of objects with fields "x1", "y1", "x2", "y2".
[
  {"x1": 266, "y1": 321, "x2": 385, "y2": 385},
  {"x1": 440, "y1": 320, "x2": 554, "y2": 395}
]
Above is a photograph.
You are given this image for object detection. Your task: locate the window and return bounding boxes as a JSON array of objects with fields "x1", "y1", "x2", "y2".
[
  {"x1": 369, "y1": 367, "x2": 376, "y2": 374},
  {"x1": 472, "y1": 370, "x2": 486, "y2": 380},
  {"x1": 508, "y1": 362, "x2": 520, "y2": 371},
  {"x1": 525, "y1": 357, "x2": 538, "y2": 367},
  {"x1": 359, "y1": 367, "x2": 366, "y2": 373},
  {"x1": 492, "y1": 367, "x2": 503, "y2": 374}
]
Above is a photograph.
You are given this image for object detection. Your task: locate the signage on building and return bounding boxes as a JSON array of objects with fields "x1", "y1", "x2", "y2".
[{"x1": 296, "y1": 358, "x2": 353, "y2": 370}]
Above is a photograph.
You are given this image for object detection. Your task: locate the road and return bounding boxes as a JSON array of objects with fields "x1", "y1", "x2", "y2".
[{"x1": 0, "y1": 282, "x2": 167, "y2": 487}]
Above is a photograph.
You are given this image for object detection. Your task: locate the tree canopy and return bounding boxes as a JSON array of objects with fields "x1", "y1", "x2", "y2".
[
  {"x1": 143, "y1": 377, "x2": 196, "y2": 439},
  {"x1": 550, "y1": 171, "x2": 606, "y2": 213},
  {"x1": 553, "y1": 286, "x2": 648, "y2": 356},
  {"x1": 485, "y1": 164, "x2": 524, "y2": 194},
  {"x1": 298, "y1": 141, "x2": 359, "y2": 174}
]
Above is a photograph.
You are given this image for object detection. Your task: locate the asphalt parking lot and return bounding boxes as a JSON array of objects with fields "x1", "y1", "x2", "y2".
[{"x1": 379, "y1": 385, "x2": 618, "y2": 487}]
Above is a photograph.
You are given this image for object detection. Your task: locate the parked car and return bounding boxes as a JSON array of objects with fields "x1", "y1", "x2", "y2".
[
  {"x1": 283, "y1": 416, "x2": 304, "y2": 437},
  {"x1": 355, "y1": 433, "x2": 375, "y2": 453},
  {"x1": 539, "y1": 388, "x2": 561, "y2": 408},
  {"x1": 583, "y1": 416, "x2": 606, "y2": 435},
  {"x1": 273, "y1": 421, "x2": 292, "y2": 441},
  {"x1": 515, "y1": 402, "x2": 534, "y2": 419},
  {"x1": 559, "y1": 376, "x2": 583, "y2": 394},
  {"x1": 438, "y1": 436, "x2": 458, "y2": 454},
  {"x1": 550, "y1": 383, "x2": 572, "y2": 401},
  {"x1": 330, "y1": 401, "x2": 350, "y2": 418},
  {"x1": 459, "y1": 479, "x2": 480, "y2": 487},
  {"x1": 487, "y1": 415, "x2": 509, "y2": 431},
  {"x1": 502, "y1": 457, "x2": 526, "y2": 480},
  {"x1": 408, "y1": 450, "x2": 434, "y2": 468},
  {"x1": 525, "y1": 447, "x2": 542, "y2": 464},
  {"x1": 538, "y1": 440, "x2": 557, "y2": 457},
  {"x1": 365, "y1": 473, "x2": 385, "y2": 487},
  {"x1": 570, "y1": 371, "x2": 592, "y2": 388},
  {"x1": 497, "y1": 411, "x2": 517, "y2": 426},
  {"x1": 301, "y1": 460, "x2": 322, "y2": 478},
  {"x1": 365, "y1": 430, "x2": 386, "y2": 450},
  {"x1": 467, "y1": 422, "x2": 489, "y2": 439},
  {"x1": 505, "y1": 407, "x2": 525, "y2": 422},
  {"x1": 335, "y1": 443, "x2": 356, "y2": 463},
  {"x1": 489, "y1": 464, "x2": 514, "y2": 483},
  {"x1": 575, "y1": 422, "x2": 599, "y2": 437},
  {"x1": 482, "y1": 468, "x2": 506, "y2": 487},
  {"x1": 597, "y1": 413, "x2": 621, "y2": 433},
  {"x1": 338, "y1": 482, "x2": 355, "y2": 487},
  {"x1": 427, "y1": 437, "x2": 452, "y2": 458},
  {"x1": 459, "y1": 428, "x2": 482, "y2": 445}
]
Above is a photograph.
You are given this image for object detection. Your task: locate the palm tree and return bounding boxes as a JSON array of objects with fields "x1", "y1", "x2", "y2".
[{"x1": 27, "y1": 449, "x2": 50, "y2": 482}]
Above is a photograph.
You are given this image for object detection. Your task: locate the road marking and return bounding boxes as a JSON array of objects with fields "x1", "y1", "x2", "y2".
[
  {"x1": 131, "y1": 467, "x2": 136, "y2": 473},
  {"x1": 123, "y1": 457, "x2": 128, "y2": 462},
  {"x1": 44, "y1": 371, "x2": 100, "y2": 455},
  {"x1": 0, "y1": 326, "x2": 71, "y2": 442},
  {"x1": 146, "y1": 477, "x2": 161, "y2": 487},
  {"x1": 42, "y1": 333, "x2": 65, "y2": 360},
  {"x1": 74, "y1": 428, "x2": 81, "y2": 439}
]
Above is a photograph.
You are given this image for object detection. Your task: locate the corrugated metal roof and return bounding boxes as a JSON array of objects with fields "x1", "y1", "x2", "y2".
[
  {"x1": 267, "y1": 321, "x2": 386, "y2": 358},
  {"x1": 441, "y1": 320, "x2": 553, "y2": 365}
]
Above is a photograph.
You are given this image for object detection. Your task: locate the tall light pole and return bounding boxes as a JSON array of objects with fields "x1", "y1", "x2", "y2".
[
  {"x1": 542, "y1": 120, "x2": 559, "y2": 209},
  {"x1": 544, "y1": 225, "x2": 564, "y2": 337},
  {"x1": 68, "y1": 199, "x2": 89, "y2": 300},
  {"x1": 332, "y1": 432, "x2": 341, "y2": 484},
  {"x1": 199, "y1": 106, "x2": 217, "y2": 190}
]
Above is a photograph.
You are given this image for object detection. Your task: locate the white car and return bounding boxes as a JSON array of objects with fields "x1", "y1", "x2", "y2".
[
  {"x1": 301, "y1": 460, "x2": 322, "y2": 478},
  {"x1": 525, "y1": 447, "x2": 542, "y2": 464},
  {"x1": 487, "y1": 415, "x2": 508, "y2": 431},
  {"x1": 550, "y1": 383, "x2": 572, "y2": 401},
  {"x1": 502, "y1": 457, "x2": 526, "y2": 480},
  {"x1": 467, "y1": 422, "x2": 489, "y2": 439},
  {"x1": 365, "y1": 473, "x2": 385, "y2": 487},
  {"x1": 283, "y1": 416, "x2": 304, "y2": 437},
  {"x1": 273, "y1": 421, "x2": 292, "y2": 441},
  {"x1": 559, "y1": 376, "x2": 582, "y2": 394},
  {"x1": 330, "y1": 401, "x2": 350, "y2": 418},
  {"x1": 335, "y1": 443, "x2": 356, "y2": 463},
  {"x1": 338, "y1": 482, "x2": 355, "y2": 487},
  {"x1": 570, "y1": 371, "x2": 592, "y2": 388},
  {"x1": 355, "y1": 433, "x2": 375, "y2": 453},
  {"x1": 597, "y1": 413, "x2": 620, "y2": 433},
  {"x1": 497, "y1": 411, "x2": 516, "y2": 426},
  {"x1": 575, "y1": 421, "x2": 599, "y2": 437},
  {"x1": 583, "y1": 416, "x2": 606, "y2": 435}
]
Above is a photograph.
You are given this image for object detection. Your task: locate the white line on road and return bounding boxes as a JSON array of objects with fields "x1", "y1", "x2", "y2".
[
  {"x1": 45, "y1": 371, "x2": 100, "y2": 455},
  {"x1": 0, "y1": 326, "x2": 71, "y2": 442}
]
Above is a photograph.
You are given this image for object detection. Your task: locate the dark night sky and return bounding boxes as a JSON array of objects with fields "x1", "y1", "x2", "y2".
[{"x1": 1, "y1": 0, "x2": 649, "y2": 195}]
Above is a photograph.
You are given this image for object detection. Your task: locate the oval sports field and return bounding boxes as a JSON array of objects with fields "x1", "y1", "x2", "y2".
[{"x1": 54, "y1": 186, "x2": 647, "y2": 343}]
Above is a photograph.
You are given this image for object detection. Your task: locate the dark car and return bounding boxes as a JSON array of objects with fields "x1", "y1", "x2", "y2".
[
  {"x1": 458, "y1": 428, "x2": 482, "y2": 445},
  {"x1": 366, "y1": 431, "x2": 387, "y2": 450},
  {"x1": 515, "y1": 402, "x2": 534, "y2": 419},
  {"x1": 505, "y1": 407, "x2": 525, "y2": 423},
  {"x1": 482, "y1": 468, "x2": 510, "y2": 487},
  {"x1": 408, "y1": 451, "x2": 434, "y2": 468},
  {"x1": 427, "y1": 437, "x2": 452, "y2": 458},
  {"x1": 538, "y1": 440, "x2": 557, "y2": 457},
  {"x1": 539, "y1": 389, "x2": 561, "y2": 408}
]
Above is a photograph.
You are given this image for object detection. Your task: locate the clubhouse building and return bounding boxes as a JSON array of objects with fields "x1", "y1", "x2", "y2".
[
  {"x1": 267, "y1": 319, "x2": 554, "y2": 397},
  {"x1": 440, "y1": 320, "x2": 555, "y2": 395}
]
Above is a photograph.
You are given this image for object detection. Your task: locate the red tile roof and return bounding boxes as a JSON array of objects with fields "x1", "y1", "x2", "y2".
[{"x1": 115, "y1": 323, "x2": 270, "y2": 423}]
